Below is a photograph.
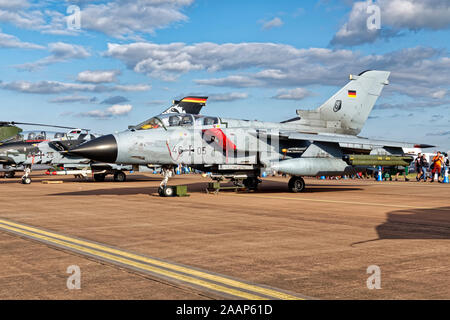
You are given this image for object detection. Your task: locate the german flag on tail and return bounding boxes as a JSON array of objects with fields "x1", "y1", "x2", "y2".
[
  {"x1": 348, "y1": 90, "x2": 357, "y2": 98},
  {"x1": 168, "y1": 96, "x2": 208, "y2": 115},
  {"x1": 181, "y1": 97, "x2": 208, "y2": 104}
]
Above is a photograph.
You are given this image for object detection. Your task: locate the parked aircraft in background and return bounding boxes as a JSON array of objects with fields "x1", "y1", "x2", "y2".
[{"x1": 0, "y1": 97, "x2": 208, "y2": 184}]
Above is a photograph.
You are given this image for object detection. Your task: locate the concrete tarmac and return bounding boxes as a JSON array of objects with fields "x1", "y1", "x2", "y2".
[{"x1": 0, "y1": 172, "x2": 448, "y2": 299}]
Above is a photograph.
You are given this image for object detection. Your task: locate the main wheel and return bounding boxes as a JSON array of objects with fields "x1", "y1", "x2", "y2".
[
  {"x1": 113, "y1": 171, "x2": 126, "y2": 182},
  {"x1": 158, "y1": 186, "x2": 164, "y2": 197},
  {"x1": 93, "y1": 173, "x2": 106, "y2": 182},
  {"x1": 243, "y1": 177, "x2": 259, "y2": 191},
  {"x1": 5, "y1": 171, "x2": 15, "y2": 178},
  {"x1": 288, "y1": 176, "x2": 305, "y2": 193},
  {"x1": 163, "y1": 186, "x2": 174, "y2": 197},
  {"x1": 22, "y1": 177, "x2": 32, "y2": 185}
]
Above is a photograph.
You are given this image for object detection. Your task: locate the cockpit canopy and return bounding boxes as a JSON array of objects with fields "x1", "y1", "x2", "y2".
[{"x1": 134, "y1": 114, "x2": 220, "y2": 131}]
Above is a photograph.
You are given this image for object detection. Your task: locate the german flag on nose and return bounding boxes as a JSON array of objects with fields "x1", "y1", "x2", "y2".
[{"x1": 348, "y1": 90, "x2": 357, "y2": 98}]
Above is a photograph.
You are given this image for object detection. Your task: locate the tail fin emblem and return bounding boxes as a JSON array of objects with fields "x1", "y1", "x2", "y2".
[{"x1": 333, "y1": 100, "x2": 342, "y2": 112}]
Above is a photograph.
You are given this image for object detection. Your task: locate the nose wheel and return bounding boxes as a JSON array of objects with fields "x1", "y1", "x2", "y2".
[
  {"x1": 288, "y1": 176, "x2": 305, "y2": 193},
  {"x1": 22, "y1": 177, "x2": 32, "y2": 184},
  {"x1": 21, "y1": 165, "x2": 32, "y2": 185},
  {"x1": 158, "y1": 186, "x2": 174, "y2": 197}
]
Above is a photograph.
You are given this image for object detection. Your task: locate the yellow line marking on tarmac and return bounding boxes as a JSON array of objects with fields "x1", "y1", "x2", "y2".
[
  {"x1": 224, "y1": 194, "x2": 450, "y2": 211},
  {"x1": 0, "y1": 218, "x2": 302, "y2": 300}
]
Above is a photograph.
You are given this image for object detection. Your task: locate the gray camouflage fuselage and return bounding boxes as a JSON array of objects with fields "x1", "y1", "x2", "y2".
[{"x1": 71, "y1": 70, "x2": 428, "y2": 179}]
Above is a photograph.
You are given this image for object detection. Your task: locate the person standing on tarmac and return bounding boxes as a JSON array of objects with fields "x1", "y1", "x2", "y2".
[
  {"x1": 394, "y1": 166, "x2": 410, "y2": 181},
  {"x1": 420, "y1": 154, "x2": 429, "y2": 182},
  {"x1": 415, "y1": 153, "x2": 422, "y2": 181},
  {"x1": 430, "y1": 151, "x2": 444, "y2": 183},
  {"x1": 442, "y1": 153, "x2": 449, "y2": 181}
]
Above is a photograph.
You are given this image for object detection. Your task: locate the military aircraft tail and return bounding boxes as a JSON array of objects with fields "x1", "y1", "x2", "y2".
[
  {"x1": 293, "y1": 70, "x2": 390, "y2": 135},
  {"x1": 162, "y1": 96, "x2": 208, "y2": 115}
]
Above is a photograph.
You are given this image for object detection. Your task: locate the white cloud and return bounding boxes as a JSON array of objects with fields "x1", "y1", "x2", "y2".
[
  {"x1": 0, "y1": 0, "x2": 193, "y2": 38},
  {"x1": 80, "y1": 0, "x2": 193, "y2": 38},
  {"x1": 261, "y1": 17, "x2": 283, "y2": 30},
  {"x1": 77, "y1": 70, "x2": 121, "y2": 83},
  {"x1": 272, "y1": 88, "x2": 312, "y2": 100},
  {"x1": 208, "y1": 92, "x2": 249, "y2": 102},
  {"x1": 78, "y1": 104, "x2": 133, "y2": 118},
  {"x1": 196, "y1": 76, "x2": 263, "y2": 88},
  {"x1": 15, "y1": 42, "x2": 90, "y2": 71},
  {"x1": 331, "y1": 0, "x2": 450, "y2": 46},
  {"x1": 0, "y1": 80, "x2": 101, "y2": 94},
  {"x1": 113, "y1": 83, "x2": 151, "y2": 92},
  {"x1": 39, "y1": 10, "x2": 81, "y2": 36},
  {"x1": 0, "y1": 30, "x2": 44, "y2": 49},
  {"x1": 0, "y1": 80, "x2": 151, "y2": 94},
  {"x1": 0, "y1": 0, "x2": 45, "y2": 29},
  {"x1": 49, "y1": 95, "x2": 95, "y2": 103},
  {"x1": 0, "y1": 0, "x2": 29, "y2": 10},
  {"x1": 105, "y1": 42, "x2": 323, "y2": 81},
  {"x1": 431, "y1": 90, "x2": 447, "y2": 99},
  {"x1": 105, "y1": 42, "x2": 450, "y2": 101},
  {"x1": 382, "y1": 0, "x2": 450, "y2": 30},
  {"x1": 108, "y1": 104, "x2": 132, "y2": 115}
]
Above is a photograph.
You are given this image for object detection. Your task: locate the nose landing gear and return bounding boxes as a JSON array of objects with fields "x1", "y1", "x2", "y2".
[
  {"x1": 21, "y1": 165, "x2": 32, "y2": 184},
  {"x1": 158, "y1": 166, "x2": 174, "y2": 197}
]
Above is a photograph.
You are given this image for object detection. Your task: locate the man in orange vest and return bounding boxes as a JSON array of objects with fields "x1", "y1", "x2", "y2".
[{"x1": 430, "y1": 151, "x2": 444, "y2": 183}]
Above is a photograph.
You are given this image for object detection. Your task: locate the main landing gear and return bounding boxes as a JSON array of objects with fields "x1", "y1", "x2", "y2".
[
  {"x1": 5, "y1": 171, "x2": 15, "y2": 179},
  {"x1": 93, "y1": 170, "x2": 126, "y2": 182},
  {"x1": 113, "y1": 170, "x2": 126, "y2": 182},
  {"x1": 288, "y1": 176, "x2": 305, "y2": 193},
  {"x1": 93, "y1": 173, "x2": 106, "y2": 182},
  {"x1": 242, "y1": 177, "x2": 261, "y2": 191}
]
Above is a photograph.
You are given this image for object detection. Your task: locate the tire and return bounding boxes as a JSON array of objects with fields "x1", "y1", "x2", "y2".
[
  {"x1": 113, "y1": 171, "x2": 126, "y2": 182},
  {"x1": 158, "y1": 186, "x2": 164, "y2": 197},
  {"x1": 5, "y1": 171, "x2": 15, "y2": 178},
  {"x1": 163, "y1": 186, "x2": 174, "y2": 197},
  {"x1": 243, "y1": 177, "x2": 259, "y2": 191},
  {"x1": 94, "y1": 174, "x2": 106, "y2": 182},
  {"x1": 22, "y1": 177, "x2": 32, "y2": 185},
  {"x1": 288, "y1": 176, "x2": 305, "y2": 193}
]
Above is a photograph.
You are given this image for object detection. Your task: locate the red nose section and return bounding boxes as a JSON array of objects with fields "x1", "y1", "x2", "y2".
[{"x1": 202, "y1": 128, "x2": 237, "y2": 152}]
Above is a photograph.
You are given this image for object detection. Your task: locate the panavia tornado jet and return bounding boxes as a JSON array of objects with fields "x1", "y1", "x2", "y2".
[
  {"x1": 0, "y1": 97, "x2": 208, "y2": 184},
  {"x1": 69, "y1": 71, "x2": 432, "y2": 194}
]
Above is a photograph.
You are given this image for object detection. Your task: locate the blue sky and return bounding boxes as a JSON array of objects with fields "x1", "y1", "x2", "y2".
[{"x1": 0, "y1": 0, "x2": 449, "y2": 151}]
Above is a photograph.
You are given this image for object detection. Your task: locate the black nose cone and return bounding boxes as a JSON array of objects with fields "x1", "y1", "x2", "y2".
[{"x1": 69, "y1": 134, "x2": 118, "y2": 163}]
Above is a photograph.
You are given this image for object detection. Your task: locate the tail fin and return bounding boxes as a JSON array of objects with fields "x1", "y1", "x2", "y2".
[
  {"x1": 295, "y1": 70, "x2": 390, "y2": 135},
  {"x1": 162, "y1": 96, "x2": 208, "y2": 115}
]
